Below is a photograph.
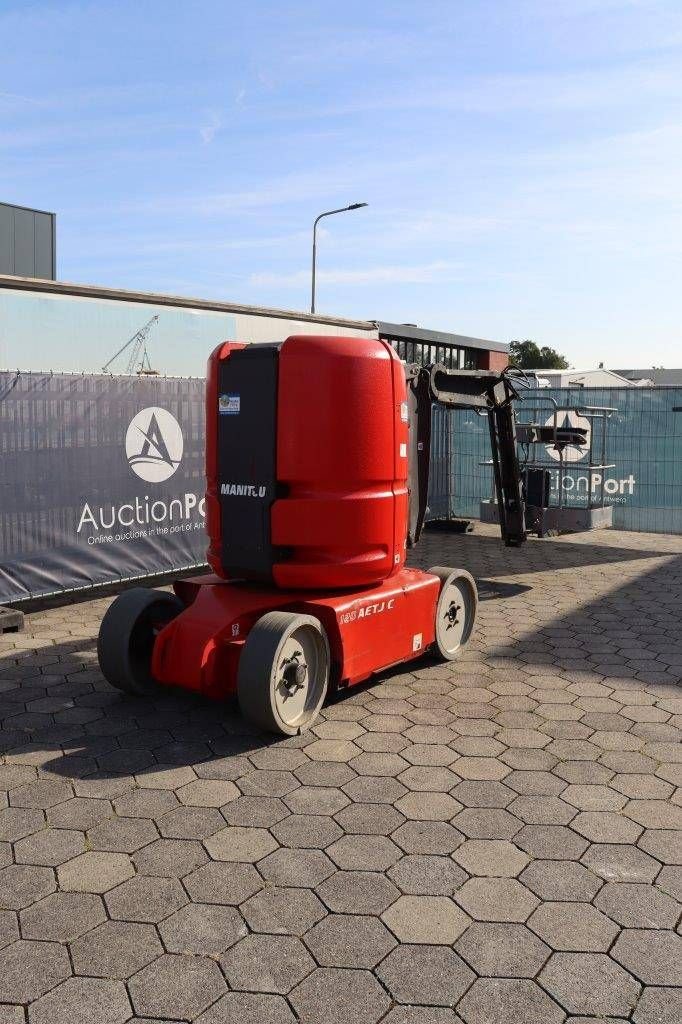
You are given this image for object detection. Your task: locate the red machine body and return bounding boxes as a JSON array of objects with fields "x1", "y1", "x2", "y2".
[
  {"x1": 206, "y1": 335, "x2": 409, "y2": 589},
  {"x1": 151, "y1": 567, "x2": 439, "y2": 700}
]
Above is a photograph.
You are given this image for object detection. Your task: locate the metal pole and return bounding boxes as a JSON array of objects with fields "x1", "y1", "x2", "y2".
[{"x1": 310, "y1": 203, "x2": 368, "y2": 314}]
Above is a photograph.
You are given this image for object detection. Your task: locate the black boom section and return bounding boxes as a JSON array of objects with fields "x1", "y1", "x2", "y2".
[{"x1": 217, "y1": 345, "x2": 279, "y2": 579}]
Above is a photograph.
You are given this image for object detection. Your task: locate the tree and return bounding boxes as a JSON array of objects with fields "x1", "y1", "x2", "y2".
[{"x1": 509, "y1": 340, "x2": 570, "y2": 370}]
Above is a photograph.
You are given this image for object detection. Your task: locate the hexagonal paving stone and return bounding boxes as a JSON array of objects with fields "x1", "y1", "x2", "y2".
[
  {"x1": 205, "y1": 825, "x2": 279, "y2": 862},
  {"x1": 398, "y1": 765, "x2": 461, "y2": 792},
  {"x1": 195, "y1": 991, "x2": 297, "y2": 1024},
  {"x1": 70, "y1": 919, "x2": 162, "y2": 978},
  {"x1": 453, "y1": 840, "x2": 529, "y2": 877},
  {"x1": 388, "y1": 854, "x2": 467, "y2": 896},
  {"x1": 220, "y1": 793, "x2": 287, "y2": 827},
  {"x1": 9, "y1": 778, "x2": 72, "y2": 809},
  {"x1": 184, "y1": 860, "x2": 263, "y2": 904},
  {"x1": 393, "y1": 820, "x2": 464, "y2": 855},
  {"x1": 157, "y1": 804, "x2": 225, "y2": 840},
  {"x1": 129, "y1": 824, "x2": 207, "y2": 869},
  {"x1": 540, "y1": 951, "x2": 641, "y2": 1017},
  {"x1": 657, "y1": 864, "x2": 682, "y2": 901},
  {"x1": 0, "y1": 939, "x2": 70, "y2": 1003},
  {"x1": 327, "y1": 834, "x2": 401, "y2": 871},
  {"x1": 13, "y1": 827, "x2": 85, "y2": 866},
  {"x1": 57, "y1": 851, "x2": 134, "y2": 893},
  {"x1": 305, "y1": 912, "x2": 396, "y2": 967},
  {"x1": 632, "y1": 986, "x2": 682, "y2": 1024},
  {"x1": 333, "y1": 802, "x2": 405, "y2": 835},
  {"x1": 451, "y1": 780, "x2": 514, "y2": 808},
  {"x1": 561, "y1": 784, "x2": 627, "y2": 811},
  {"x1": 259, "y1": 848, "x2": 335, "y2": 887},
  {"x1": 0, "y1": 863, "x2": 55, "y2": 909},
  {"x1": 611, "y1": 929, "x2": 682, "y2": 986},
  {"x1": 581, "y1": 842, "x2": 660, "y2": 883},
  {"x1": 128, "y1": 952, "x2": 226, "y2": 1019},
  {"x1": 395, "y1": 792, "x2": 462, "y2": 822},
  {"x1": 638, "y1": 829, "x2": 682, "y2": 865},
  {"x1": 220, "y1": 933, "x2": 315, "y2": 994},
  {"x1": 570, "y1": 811, "x2": 643, "y2": 844},
  {"x1": 316, "y1": 870, "x2": 399, "y2": 915},
  {"x1": 242, "y1": 886, "x2": 327, "y2": 935},
  {"x1": 377, "y1": 944, "x2": 475, "y2": 1006},
  {"x1": 20, "y1": 891, "x2": 105, "y2": 942},
  {"x1": 595, "y1": 881, "x2": 680, "y2": 928},
  {"x1": 112, "y1": 787, "x2": 178, "y2": 818},
  {"x1": 159, "y1": 902, "x2": 246, "y2": 955},
  {"x1": 458, "y1": 978, "x2": 564, "y2": 1024},
  {"x1": 290, "y1": 967, "x2": 391, "y2": 1024},
  {"x1": 382, "y1": 895, "x2": 470, "y2": 943},
  {"x1": 48, "y1": 797, "x2": 112, "y2": 830},
  {"x1": 271, "y1": 813, "x2": 342, "y2": 849},
  {"x1": 28, "y1": 976, "x2": 131, "y2": 1024},
  {"x1": 520, "y1": 860, "x2": 602, "y2": 901},
  {"x1": 452, "y1": 808, "x2": 522, "y2": 840},
  {"x1": 514, "y1": 825, "x2": 589, "y2": 860},
  {"x1": 176, "y1": 778, "x2": 239, "y2": 806},
  {"x1": 528, "y1": 901, "x2": 619, "y2": 951},
  {"x1": 105, "y1": 874, "x2": 187, "y2": 923},
  {"x1": 455, "y1": 877, "x2": 539, "y2": 922},
  {"x1": 0, "y1": 910, "x2": 19, "y2": 950},
  {"x1": 456, "y1": 922, "x2": 551, "y2": 977}
]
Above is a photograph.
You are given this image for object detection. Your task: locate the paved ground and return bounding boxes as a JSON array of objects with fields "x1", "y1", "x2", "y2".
[{"x1": 1, "y1": 523, "x2": 681, "y2": 1024}]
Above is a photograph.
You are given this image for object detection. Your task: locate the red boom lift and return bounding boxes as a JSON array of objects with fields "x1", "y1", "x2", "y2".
[{"x1": 97, "y1": 335, "x2": 527, "y2": 735}]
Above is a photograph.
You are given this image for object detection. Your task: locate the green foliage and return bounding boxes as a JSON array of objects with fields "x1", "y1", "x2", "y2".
[{"x1": 509, "y1": 339, "x2": 570, "y2": 370}]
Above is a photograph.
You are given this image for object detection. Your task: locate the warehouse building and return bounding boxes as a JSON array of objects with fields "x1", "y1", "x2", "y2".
[{"x1": 0, "y1": 272, "x2": 508, "y2": 376}]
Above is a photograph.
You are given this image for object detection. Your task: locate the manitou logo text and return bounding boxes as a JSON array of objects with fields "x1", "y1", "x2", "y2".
[
  {"x1": 126, "y1": 407, "x2": 183, "y2": 483},
  {"x1": 221, "y1": 482, "x2": 268, "y2": 498}
]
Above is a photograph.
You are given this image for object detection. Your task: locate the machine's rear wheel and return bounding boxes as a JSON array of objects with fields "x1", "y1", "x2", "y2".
[
  {"x1": 238, "y1": 611, "x2": 330, "y2": 736},
  {"x1": 429, "y1": 566, "x2": 478, "y2": 660},
  {"x1": 97, "y1": 588, "x2": 183, "y2": 696}
]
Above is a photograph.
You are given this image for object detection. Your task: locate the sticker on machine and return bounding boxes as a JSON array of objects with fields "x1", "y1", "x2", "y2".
[
  {"x1": 219, "y1": 394, "x2": 240, "y2": 415},
  {"x1": 412, "y1": 633, "x2": 423, "y2": 652}
]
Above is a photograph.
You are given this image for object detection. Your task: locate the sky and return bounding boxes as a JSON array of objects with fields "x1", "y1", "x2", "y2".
[{"x1": 1, "y1": 0, "x2": 681, "y2": 369}]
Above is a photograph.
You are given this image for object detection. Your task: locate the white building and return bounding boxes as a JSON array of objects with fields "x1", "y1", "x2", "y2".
[{"x1": 524, "y1": 368, "x2": 653, "y2": 388}]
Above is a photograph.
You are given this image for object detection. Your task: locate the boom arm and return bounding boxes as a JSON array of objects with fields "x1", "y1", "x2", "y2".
[{"x1": 406, "y1": 364, "x2": 527, "y2": 548}]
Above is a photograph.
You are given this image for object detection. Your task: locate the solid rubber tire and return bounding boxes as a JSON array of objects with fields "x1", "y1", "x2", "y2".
[
  {"x1": 97, "y1": 587, "x2": 183, "y2": 696},
  {"x1": 237, "y1": 610, "x2": 330, "y2": 736},
  {"x1": 428, "y1": 565, "x2": 478, "y2": 660}
]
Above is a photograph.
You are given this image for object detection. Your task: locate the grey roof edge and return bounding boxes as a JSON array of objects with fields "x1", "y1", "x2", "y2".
[
  {"x1": 0, "y1": 273, "x2": 375, "y2": 330},
  {"x1": 0, "y1": 201, "x2": 56, "y2": 217},
  {"x1": 377, "y1": 321, "x2": 508, "y2": 353}
]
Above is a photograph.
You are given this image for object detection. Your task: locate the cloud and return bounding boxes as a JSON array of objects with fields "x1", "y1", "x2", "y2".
[
  {"x1": 199, "y1": 110, "x2": 222, "y2": 144},
  {"x1": 249, "y1": 260, "x2": 466, "y2": 288}
]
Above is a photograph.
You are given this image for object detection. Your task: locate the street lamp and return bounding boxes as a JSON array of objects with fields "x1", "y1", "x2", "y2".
[{"x1": 311, "y1": 203, "x2": 368, "y2": 314}]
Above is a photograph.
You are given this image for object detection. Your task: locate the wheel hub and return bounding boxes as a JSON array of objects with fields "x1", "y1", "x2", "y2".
[
  {"x1": 280, "y1": 653, "x2": 307, "y2": 697},
  {"x1": 444, "y1": 600, "x2": 461, "y2": 630}
]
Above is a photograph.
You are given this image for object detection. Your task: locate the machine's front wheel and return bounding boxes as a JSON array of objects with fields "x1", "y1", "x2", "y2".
[
  {"x1": 97, "y1": 587, "x2": 183, "y2": 696},
  {"x1": 238, "y1": 611, "x2": 330, "y2": 736},
  {"x1": 429, "y1": 566, "x2": 478, "y2": 660}
]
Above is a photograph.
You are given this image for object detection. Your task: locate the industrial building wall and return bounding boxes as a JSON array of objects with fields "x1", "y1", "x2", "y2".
[
  {"x1": 0, "y1": 203, "x2": 55, "y2": 280},
  {"x1": 0, "y1": 277, "x2": 375, "y2": 375}
]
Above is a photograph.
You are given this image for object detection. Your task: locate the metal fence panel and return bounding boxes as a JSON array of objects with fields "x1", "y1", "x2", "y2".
[
  {"x1": 441, "y1": 386, "x2": 682, "y2": 534},
  {"x1": 0, "y1": 371, "x2": 207, "y2": 603}
]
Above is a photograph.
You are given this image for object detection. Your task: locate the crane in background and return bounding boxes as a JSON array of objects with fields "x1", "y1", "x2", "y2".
[{"x1": 102, "y1": 315, "x2": 160, "y2": 375}]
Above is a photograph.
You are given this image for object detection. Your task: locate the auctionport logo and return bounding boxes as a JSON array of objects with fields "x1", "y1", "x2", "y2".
[
  {"x1": 544, "y1": 411, "x2": 591, "y2": 463},
  {"x1": 125, "y1": 407, "x2": 183, "y2": 483}
]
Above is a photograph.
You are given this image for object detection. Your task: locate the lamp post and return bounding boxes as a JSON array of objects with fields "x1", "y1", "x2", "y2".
[{"x1": 311, "y1": 203, "x2": 368, "y2": 314}]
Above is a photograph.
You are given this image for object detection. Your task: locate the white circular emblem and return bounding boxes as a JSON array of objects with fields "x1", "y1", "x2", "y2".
[
  {"x1": 544, "y1": 410, "x2": 590, "y2": 463},
  {"x1": 125, "y1": 407, "x2": 183, "y2": 482}
]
